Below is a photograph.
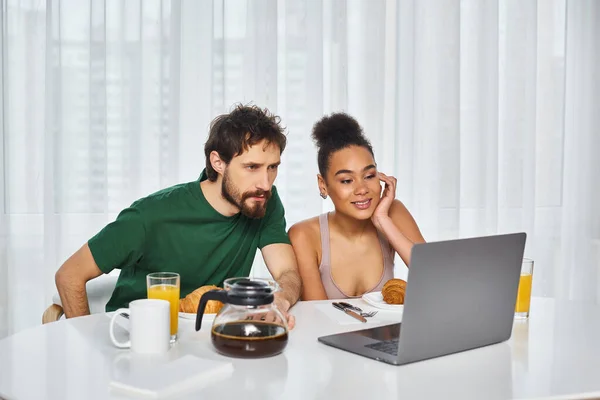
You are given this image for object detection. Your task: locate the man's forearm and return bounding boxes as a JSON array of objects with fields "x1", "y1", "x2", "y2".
[
  {"x1": 275, "y1": 269, "x2": 302, "y2": 307},
  {"x1": 56, "y1": 275, "x2": 91, "y2": 318}
]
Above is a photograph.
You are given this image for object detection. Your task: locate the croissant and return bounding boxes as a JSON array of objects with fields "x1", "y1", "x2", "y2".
[
  {"x1": 179, "y1": 285, "x2": 225, "y2": 314},
  {"x1": 382, "y1": 279, "x2": 407, "y2": 305}
]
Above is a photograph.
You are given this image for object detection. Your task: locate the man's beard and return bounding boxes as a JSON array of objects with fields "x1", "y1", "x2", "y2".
[{"x1": 221, "y1": 170, "x2": 271, "y2": 219}]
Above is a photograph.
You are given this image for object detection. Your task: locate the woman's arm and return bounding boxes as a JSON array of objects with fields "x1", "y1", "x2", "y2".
[
  {"x1": 288, "y1": 222, "x2": 328, "y2": 300},
  {"x1": 376, "y1": 200, "x2": 426, "y2": 266},
  {"x1": 372, "y1": 173, "x2": 426, "y2": 267}
]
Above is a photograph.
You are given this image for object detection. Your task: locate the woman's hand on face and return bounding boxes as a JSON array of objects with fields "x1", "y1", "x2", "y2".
[{"x1": 371, "y1": 172, "x2": 397, "y2": 229}]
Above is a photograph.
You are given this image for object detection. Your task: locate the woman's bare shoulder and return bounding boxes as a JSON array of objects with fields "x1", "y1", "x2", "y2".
[
  {"x1": 288, "y1": 216, "x2": 321, "y2": 242},
  {"x1": 288, "y1": 216, "x2": 322, "y2": 266}
]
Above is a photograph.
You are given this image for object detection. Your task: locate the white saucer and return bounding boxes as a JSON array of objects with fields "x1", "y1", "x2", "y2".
[
  {"x1": 107, "y1": 311, "x2": 217, "y2": 321},
  {"x1": 179, "y1": 312, "x2": 217, "y2": 321},
  {"x1": 362, "y1": 291, "x2": 404, "y2": 311}
]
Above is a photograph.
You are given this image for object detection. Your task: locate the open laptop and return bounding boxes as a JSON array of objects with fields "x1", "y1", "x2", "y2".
[{"x1": 317, "y1": 232, "x2": 527, "y2": 366}]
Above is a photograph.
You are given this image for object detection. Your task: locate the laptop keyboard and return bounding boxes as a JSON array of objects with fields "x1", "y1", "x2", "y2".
[{"x1": 365, "y1": 339, "x2": 400, "y2": 355}]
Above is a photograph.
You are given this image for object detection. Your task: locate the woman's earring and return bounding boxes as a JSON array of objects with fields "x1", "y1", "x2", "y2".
[{"x1": 320, "y1": 193, "x2": 327, "y2": 199}]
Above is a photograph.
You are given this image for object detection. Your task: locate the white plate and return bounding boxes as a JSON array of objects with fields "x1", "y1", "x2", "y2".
[
  {"x1": 362, "y1": 291, "x2": 404, "y2": 311},
  {"x1": 179, "y1": 312, "x2": 217, "y2": 321}
]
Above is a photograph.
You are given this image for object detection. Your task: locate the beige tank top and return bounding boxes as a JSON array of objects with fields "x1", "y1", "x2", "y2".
[{"x1": 318, "y1": 213, "x2": 395, "y2": 299}]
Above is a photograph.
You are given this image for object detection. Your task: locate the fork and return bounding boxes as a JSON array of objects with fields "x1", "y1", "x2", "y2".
[{"x1": 359, "y1": 310, "x2": 378, "y2": 318}]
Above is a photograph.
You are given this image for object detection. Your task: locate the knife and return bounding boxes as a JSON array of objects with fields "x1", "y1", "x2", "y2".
[
  {"x1": 338, "y1": 302, "x2": 362, "y2": 312},
  {"x1": 333, "y1": 302, "x2": 367, "y2": 323}
]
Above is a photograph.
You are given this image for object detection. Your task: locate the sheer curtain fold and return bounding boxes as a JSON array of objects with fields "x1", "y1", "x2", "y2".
[
  {"x1": 1, "y1": 0, "x2": 599, "y2": 338},
  {"x1": 560, "y1": 0, "x2": 600, "y2": 301}
]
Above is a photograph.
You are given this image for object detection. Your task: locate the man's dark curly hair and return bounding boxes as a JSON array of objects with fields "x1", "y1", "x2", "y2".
[
  {"x1": 311, "y1": 112, "x2": 374, "y2": 178},
  {"x1": 204, "y1": 104, "x2": 287, "y2": 182}
]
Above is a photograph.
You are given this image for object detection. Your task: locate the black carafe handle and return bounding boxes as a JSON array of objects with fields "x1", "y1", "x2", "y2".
[{"x1": 195, "y1": 290, "x2": 228, "y2": 331}]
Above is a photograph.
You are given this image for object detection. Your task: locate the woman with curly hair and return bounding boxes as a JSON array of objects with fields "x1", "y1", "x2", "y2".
[{"x1": 289, "y1": 113, "x2": 425, "y2": 300}]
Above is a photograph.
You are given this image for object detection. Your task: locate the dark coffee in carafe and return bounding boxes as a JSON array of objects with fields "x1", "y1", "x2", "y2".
[{"x1": 211, "y1": 321, "x2": 288, "y2": 358}]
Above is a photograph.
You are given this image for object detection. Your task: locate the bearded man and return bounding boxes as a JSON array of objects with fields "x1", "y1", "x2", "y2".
[{"x1": 55, "y1": 104, "x2": 301, "y2": 328}]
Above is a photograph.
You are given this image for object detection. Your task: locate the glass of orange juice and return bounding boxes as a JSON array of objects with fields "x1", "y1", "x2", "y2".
[
  {"x1": 147, "y1": 272, "x2": 180, "y2": 342},
  {"x1": 515, "y1": 258, "x2": 534, "y2": 318}
]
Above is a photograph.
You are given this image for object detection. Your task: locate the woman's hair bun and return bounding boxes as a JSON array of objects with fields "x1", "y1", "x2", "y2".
[
  {"x1": 311, "y1": 112, "x2": 374, "y2": 177},
  {"x1": 311, "y1": 112, "x2": 364, "y2": 149}
]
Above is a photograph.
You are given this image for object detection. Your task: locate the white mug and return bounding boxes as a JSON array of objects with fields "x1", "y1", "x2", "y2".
[{"x1": 109, "y1": 299, "x2": 171, "y2": 354}]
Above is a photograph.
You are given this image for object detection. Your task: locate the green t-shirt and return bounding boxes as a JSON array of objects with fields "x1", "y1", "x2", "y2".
[{"x1": 88, "y1": 170, "x2": 290, "y2": 312}]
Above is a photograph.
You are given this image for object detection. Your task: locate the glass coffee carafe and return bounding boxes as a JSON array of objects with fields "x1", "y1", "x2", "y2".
[{"x1": 195, "y1": 277, "x2": 289, "y2": 358}]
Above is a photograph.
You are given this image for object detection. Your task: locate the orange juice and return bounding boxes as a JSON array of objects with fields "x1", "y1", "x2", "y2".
[
  {"x1": 515, "y1": 273, "x2": 533, "y2": 313},
  {"x1": 148, "y1": 284, "x2": 180, "y2": 336}
]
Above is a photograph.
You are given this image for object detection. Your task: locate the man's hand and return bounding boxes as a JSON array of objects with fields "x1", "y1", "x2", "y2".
[
  {"x1": 260, "y1": 243, "x2": 301, "y2": 329},
  {"x1": 274, "y1": 293, "x2": 296, "y2": 330},
  {"x1": 245, "y1": 293, "x2": 295, "y2": 330}
]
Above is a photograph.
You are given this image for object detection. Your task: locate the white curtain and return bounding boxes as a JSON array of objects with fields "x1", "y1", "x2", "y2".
[{"x1": 1, "y1": 0, "x2": 599, "y2": 339}]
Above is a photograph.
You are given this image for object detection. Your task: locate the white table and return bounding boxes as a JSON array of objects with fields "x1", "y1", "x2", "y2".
[{"x1": 1, "y1": 297, "x2": 600, "y2": 400}]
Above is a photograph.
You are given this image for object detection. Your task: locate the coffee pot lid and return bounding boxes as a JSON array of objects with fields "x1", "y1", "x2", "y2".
[{"x1": 225, "y1": 278, "x2": 275, "y2": 306}]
